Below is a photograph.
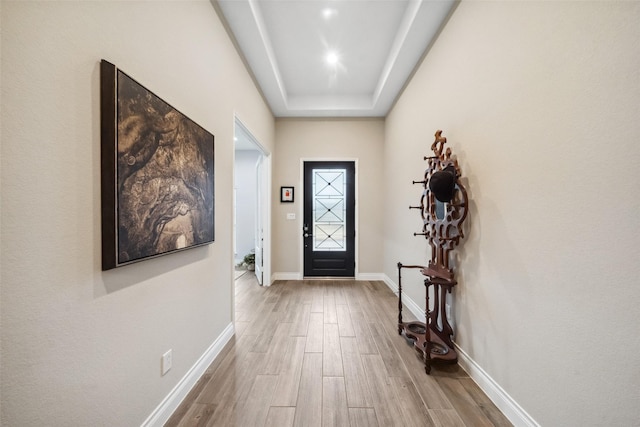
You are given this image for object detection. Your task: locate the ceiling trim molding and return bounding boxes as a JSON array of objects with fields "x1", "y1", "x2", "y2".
[
  {"x1": 247, "y1": 0, "x2": 289, "y2": 108},
  {"x1": 373, "y1": 0, "x2": 422, "y2": 105}
]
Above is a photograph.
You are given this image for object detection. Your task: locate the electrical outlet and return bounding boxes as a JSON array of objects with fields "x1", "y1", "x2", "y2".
[{"x1": 161, "y1": 349, "x2": 172, "y2": 376}]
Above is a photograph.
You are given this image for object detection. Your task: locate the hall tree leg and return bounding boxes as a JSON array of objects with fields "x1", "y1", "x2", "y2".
[
  {"x1": 396, "y1": 263, "x2": 427, "y2": 339},
  {"x1": 397, "y1": 262, "x2": 403, "y2": 334},
  {"x1": 424, "y1": 280, "x2": 431, "y2": 375}
]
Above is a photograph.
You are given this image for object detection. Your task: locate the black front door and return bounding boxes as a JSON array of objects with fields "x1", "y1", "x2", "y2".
[{"x1": 303, "y1": 161, "x2": 355, "y2": 277}]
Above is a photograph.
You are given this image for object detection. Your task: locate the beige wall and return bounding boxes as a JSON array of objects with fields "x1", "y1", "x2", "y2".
[
  {"x1": 273, "y1": 119, "x2": 384, "y2": 277},
  {"x1": 0, "y1": 1, "x2": 273, "y2": 425},
  {"x1": 384, "y1": 2, "x2": 640, "y2": 426}
]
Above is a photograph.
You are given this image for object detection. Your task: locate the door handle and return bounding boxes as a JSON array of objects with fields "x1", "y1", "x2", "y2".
[{"x1": 304, "y1": 232, "x2": 312, "y2": 238}]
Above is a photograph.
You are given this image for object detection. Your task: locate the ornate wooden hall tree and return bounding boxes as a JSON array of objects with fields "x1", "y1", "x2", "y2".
[{"x1": 397, "y1": 130, "x2": 469, "y2": 374}]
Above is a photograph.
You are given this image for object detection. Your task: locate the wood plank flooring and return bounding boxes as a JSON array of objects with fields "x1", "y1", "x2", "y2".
[{"x1": 165, "y1": 274, "x2": 512, "y2": 427}]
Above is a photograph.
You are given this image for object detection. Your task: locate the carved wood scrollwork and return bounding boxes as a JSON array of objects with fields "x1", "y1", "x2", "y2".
[
  {"x1": 420, "y1": 130, "x2": 468, "y2": 278},
  {"x1": 397, "y1": 130, "x2": 469, "y2": 374}
]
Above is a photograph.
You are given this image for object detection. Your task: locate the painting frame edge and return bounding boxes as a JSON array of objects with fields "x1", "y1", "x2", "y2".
[{"x1": 101, "y1": 60, "x2": 118, "y2": 270}]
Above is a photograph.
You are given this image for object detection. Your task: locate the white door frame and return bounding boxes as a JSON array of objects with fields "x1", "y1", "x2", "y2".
[
  {"x1": 234, "y1": 116, "x2": 272, "y2": 286},
  {"x1": 254, "y1": 155, "x2": 265, "y2": 285}
]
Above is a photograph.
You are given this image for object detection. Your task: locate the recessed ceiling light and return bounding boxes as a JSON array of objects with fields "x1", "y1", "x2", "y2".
[
  {"x1": 326, "y1": 51, "x2": 339, "y2": 66},
  {"x1": 322, "y1": 8, "x2": 337, "y2": 20}
]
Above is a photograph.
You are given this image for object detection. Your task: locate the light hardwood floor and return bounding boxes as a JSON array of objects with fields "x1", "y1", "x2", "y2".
[{"x1": 165, "y1": 273, "x2": 512, "y2": 427}]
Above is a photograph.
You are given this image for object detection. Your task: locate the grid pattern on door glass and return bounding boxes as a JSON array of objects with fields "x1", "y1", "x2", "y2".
[{"x1": 312, "y1": 169, "x2": 346, "y2": 251}]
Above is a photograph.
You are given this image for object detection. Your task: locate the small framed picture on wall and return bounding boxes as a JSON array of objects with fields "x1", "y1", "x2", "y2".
[{"x1": 281, "y1": 186, "x2": 294, "y2": 203}]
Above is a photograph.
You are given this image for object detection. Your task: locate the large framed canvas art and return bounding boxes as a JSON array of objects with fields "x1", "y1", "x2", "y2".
[{"x1": 100, "y1": 60, "x2": 214, "y2": 270}]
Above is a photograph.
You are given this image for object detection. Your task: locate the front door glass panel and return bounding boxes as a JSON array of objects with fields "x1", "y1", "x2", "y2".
[{"x1": 313, "y1": 169, "x2": 346, "y2": 251}]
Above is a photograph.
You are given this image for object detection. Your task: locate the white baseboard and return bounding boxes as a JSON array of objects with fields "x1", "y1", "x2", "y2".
[
  {"x1": 355, "y1": 272, "x2": 386, "y2": 281},
  {"x1": 381, "y1": 274, "x2": 537, "y2": 427},
  {"x1": 272, "y1": 272, "x2": 303, "y2": 281},
  {"x1": 456, "y1": 345, "x2": 540, "y2": 427},
  {"x1": 141, "y1": 323, "x2": 235, "y2": 427}
]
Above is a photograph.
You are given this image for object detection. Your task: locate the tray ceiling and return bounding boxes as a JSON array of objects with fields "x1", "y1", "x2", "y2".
[{"x1": 215, "y1": 0, "x2": 456, "y2": 117}]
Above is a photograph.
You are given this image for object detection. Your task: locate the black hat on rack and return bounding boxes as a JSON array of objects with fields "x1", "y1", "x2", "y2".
[{"x1": 429, "y1": 165, "x2": 457, "y2": 202}]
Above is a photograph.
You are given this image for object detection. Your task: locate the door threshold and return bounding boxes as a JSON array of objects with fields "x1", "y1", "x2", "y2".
[{"x1": 302, "y1": 276, "x2": 356, "y2": 280}]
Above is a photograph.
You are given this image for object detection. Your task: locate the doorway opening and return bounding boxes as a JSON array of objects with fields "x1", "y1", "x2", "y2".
[{"x1": 233, "y1": 117, "x2": 271, "y2": 286}]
